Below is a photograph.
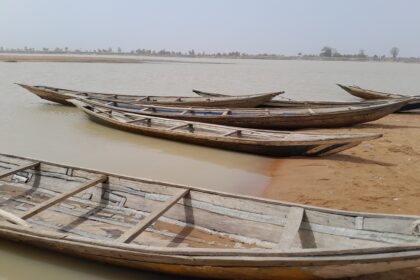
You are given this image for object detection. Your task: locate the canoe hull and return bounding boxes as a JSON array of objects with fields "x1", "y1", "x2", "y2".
[
  {"x1": 337, "y1": 84, "x2": 420, "y2": 112},
  {"x1": 103, "y1": 100, "x2": 407, "y2": 129},
  {"x1": 1, "y1": 225, "x2": 419, "y2": 280},
  {"x1": 337, "y1": 84, "x2": 399, "y2": 100},
  {"x1": 17, "y1": 84, "x2": 279, "y2": 108},
  {"x1": 1, "y1": 153, "x2": 420, "y2": 279},
  {"x1": 19, "y1": 84, "x2": 74, "y2": 105},
  {"x1": 85, "y1": 110, "x2": 361, "y2": 157},
  {"x1": 195, "y1": 88, "x2": 420, "y2": 112}
]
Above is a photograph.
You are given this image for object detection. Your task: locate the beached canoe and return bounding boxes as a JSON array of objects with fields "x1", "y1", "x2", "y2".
[
  {"x1": 16, "y1": 83, "x2": 281, "y2": 108},
  {"x1": 70, "y1": 99, "x2": 380, "y2": 156},
  {"x1": 337, "y1": 84, "x2": 420, "y2": 111},
  {"x1": 76, "y1": 97, "x2": 411, "y2": 129},
  {"x1": 1, "y1": 153, "x2": 420, "y2": 279},
  {"x1": 193, "y1": 89, "x2": 382, "y2": 108}
]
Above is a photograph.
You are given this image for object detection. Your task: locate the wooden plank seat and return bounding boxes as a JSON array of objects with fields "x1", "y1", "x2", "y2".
[
  {"x1": 135, "y1": 96, "x2": 150, "y2": 102},
  {"x1": 118, "y1": 188, "x2": 190, "y2": 243},
  {"x1": 169, "y1": 123, "x2": 193, "y2": 131},
  {"x1": 277, "y1": 207, "x2": 305, "y2": 249},
  {"x1": 222, "y1": 130, "x2": 242, "y2": 137},
  {"x1": 0, "y1": 209, "x2": 30, "y2": 227},
  {"x1": 125, "y1": 117, "x2": 150, "y2": 124},
  {"x1": 222, "y1": 110, "x2": 231, "y2": 116},
  {"x1": 0, "y1": 162, "x2": 40, "y2": 179},
  {"x1": 21, "y1": 175, "x2": 108, "y2": 219},
  {"x1": 181, "y1": 108, "x2": 193, "y2": 115}
]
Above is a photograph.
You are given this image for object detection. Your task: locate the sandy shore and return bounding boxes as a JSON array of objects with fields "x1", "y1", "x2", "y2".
[{"x1": 263, "y1": 112, "x2": 420, "y2": 279}]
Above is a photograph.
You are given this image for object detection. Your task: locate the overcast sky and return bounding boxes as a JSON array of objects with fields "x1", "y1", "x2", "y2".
[{"x1": 1, "y1": 0, "x2": 419, "y2": 57}]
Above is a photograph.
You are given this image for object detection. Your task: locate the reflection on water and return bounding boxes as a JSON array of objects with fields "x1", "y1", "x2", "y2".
[
  {"x1": 1, "y1": 57, "x2": 420, "y2": 279},
  {"x1": 0, "y1": 239, "x2": 175, "y2": 280}
]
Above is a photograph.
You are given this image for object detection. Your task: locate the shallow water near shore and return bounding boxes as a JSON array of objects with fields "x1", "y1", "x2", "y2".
[{"x1": 0, "y1": 56, "x2": 420, "y2": 279}]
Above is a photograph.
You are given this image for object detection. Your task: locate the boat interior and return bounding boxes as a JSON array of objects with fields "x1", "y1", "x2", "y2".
[{"x1": 1, "y1": 154, "x2": 419, "y2": 252}]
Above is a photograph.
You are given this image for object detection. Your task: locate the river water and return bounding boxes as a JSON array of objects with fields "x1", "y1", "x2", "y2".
[{"x1": 0, "y1": 56, "x2": 419, "y2": 279}]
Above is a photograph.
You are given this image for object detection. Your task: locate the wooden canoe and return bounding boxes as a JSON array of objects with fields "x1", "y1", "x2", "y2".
[
  {"x1": 75, "y1": 97, "x2": 411, "y2": 129},
  {"x1": 337, "y1": 84, "x2": 420, "y2": 111},
  {"x1": 16, "y1": 83, "x2": 281, "y2": 108},
  {"x1": 1, "y1": 153, "x2": 420, "y2": 279},
  {"x1": 69, "y1": 99, "x2": 381, "y2": 157},
  {"x1": 193, "y1": 89, "x2": 384, "y2": 108}
]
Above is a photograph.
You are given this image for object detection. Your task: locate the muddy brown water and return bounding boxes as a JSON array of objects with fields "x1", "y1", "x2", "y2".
[{"x1": 0, "y1": 56, "x2": 419, "y2": 279}]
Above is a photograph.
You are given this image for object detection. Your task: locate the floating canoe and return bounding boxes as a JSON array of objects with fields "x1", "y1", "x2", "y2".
[
  {"x1": 337, "y1": 84, "x2": 420, "y2": 111},
  {"x1": 193, "y1": 89, "x2": 383, "y2": 108},
  {"x1": 76, "y1": 97, "x2": 411, "y2": 129},
  {"x1": 70, "y1": 100, "x2": 380, "y2": 156},
  {"x1": 16, "y1": 83, "x2": 281, "y2": 108},
  {"x1": 1, "y1": 153, "x2": 420, "y2": 279}
]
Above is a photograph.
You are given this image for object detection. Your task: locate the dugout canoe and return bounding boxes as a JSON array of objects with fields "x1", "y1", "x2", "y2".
[
  {"x1": 1, "y1": 153, "x2": 420, "y2": 279},
  {"x1": 70, "y1": 99, "x2": 380, "y2": 157},
  {"x1": 337, "y1": 84, "x2": 420, "y2": 111},
  {"x1": 76, "y1": 97, "x2": 411, "y2": 129},
  {"x1": 15, "y1": 83, "x2": 280, "y2": 108},
  {"x1": 193, "y1": 89, "x2": 382, "y2": 108}
]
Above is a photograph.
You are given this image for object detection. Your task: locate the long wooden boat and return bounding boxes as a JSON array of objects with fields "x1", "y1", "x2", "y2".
[
  {"x1": 70, "y1": 99, "x2": 380, "y2": 157},
  {"x1": 1, "y1": 153, "x2": 420, "y2": 279},
  {"x1": 337, "y1": 84, "x2": 420, "y2": 111},
  {"x1": 193, "y1": 89, "x2": 382, "y2": 108},
  {"x1": 75, "y1": 97, "x2": 411, "y2": 129},
  {"x1": 16, "y1": 83, "x2": 281, "y2": 108}
]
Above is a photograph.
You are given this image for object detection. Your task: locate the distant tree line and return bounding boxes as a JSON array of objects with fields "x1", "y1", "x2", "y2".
[
  {"x1": 319, "y1": 46, "x2": 402, "y2": 61},
  {"x1": 0, "y1": 45, "x2": 417, "y2": 62},
  {"x1": 0, "y1": 46, "x2": 282, "y2": 59}
]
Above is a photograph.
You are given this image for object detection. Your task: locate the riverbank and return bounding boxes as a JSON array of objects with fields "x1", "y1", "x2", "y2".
[
  {"x1": 1, "y1": 53, "x2": 419, "y2": 64},
  {"x1": 263, "y1": 112, "x2": 420, "y2": 279},
  {"x1": 0, "y1": 54, "x2": 146, "y2": 63}
]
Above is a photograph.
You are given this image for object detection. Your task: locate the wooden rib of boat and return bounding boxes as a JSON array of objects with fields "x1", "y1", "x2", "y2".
[
  {"x1": 337, "y1": 84, "x2": 420, "y2": 111},
  {"x1": 1, "y1": 153, "x2": 420, "y2": 279},
  {"x1": 70, "y1": 99, "x2": 380, "y2": 157},
  {"x1": 193, "y1": 89, "x2": 384, "y2": 108},
  {"x1": 75, "y1": 97, "x2": 411, "y2": 129},
  {"x1": 16, "y1": 83, "x2": 281, "y2": 108}
]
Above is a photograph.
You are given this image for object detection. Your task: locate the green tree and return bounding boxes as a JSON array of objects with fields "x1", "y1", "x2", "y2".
[
  {"x1": 320, "y1": 46, "x2": 333, "y2": 57},
  {"x1": 390, "y1": 47, "x2": 399, "y2": 60}
]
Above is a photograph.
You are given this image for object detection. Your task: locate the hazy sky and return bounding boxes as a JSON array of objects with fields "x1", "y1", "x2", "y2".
[{"x1": 1, "y1": 0, "x2": 420, "y2": 56}]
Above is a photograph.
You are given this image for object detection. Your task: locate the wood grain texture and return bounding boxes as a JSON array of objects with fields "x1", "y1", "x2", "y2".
[
  {"x1": 21, "y1": 175, "x2": 107, "y2": 219},
  {"x1": 0, "y1": 153, "x2": 420, "y2": 279},
  {"x1": 68, "y1": 99, "x2": 381, "y2": 157},
  {"x1": 118, "y1": 188, "x2": 189, "y2": 243},
  {"x1": 277, "y1": 207, "x2": 304, "y2": 249},
  {"x1": 0, "y1": 161, "x2": 39, "y2": 179}
]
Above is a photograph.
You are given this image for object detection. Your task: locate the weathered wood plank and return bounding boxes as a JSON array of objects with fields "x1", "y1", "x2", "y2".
[
  {"x1": 21, "y1": 175, "x2": 108, "y2": 219},
  {"x1": 125, "y1": 117, "x2": 149, "y2": 124},
  {"x1": 276, "y1": 207, "x2": 304, "y2": 249},
  {"x1": 0, "y1": 209, "x2": 30, "y2": 227},
  {"x1": 222, "y1": 130, "x2": 242, "y2": 137},
  {"x1": 169, "y1": 123, "x2": 192, "y2": 131},
  {"x1": 118, "y1": 188, "x2": 189, "y2": 243},
  {"x1": 305, "y1": 144, "x2": 331, "y2": 155},
  {"x1": 135, "y1": 96, "x2": 149, "y2": 102},
  {"x1": 0, "y1": 162, "x2": 40, "y2": 179}
]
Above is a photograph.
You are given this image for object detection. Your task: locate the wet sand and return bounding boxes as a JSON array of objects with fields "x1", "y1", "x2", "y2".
[{"x1": 263, "y1": 112, "x2": 420, "y2": 279}]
